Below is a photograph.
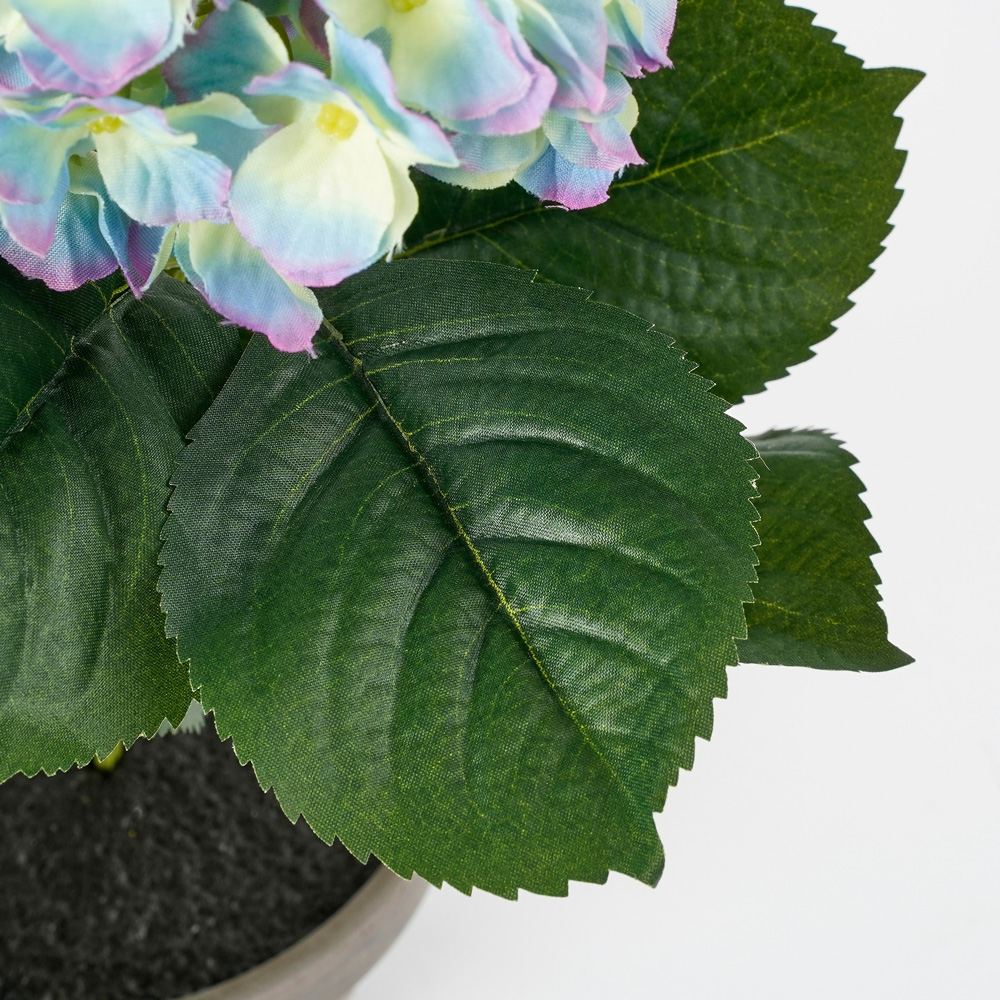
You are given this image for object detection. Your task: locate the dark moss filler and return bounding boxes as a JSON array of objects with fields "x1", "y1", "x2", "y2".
[{"x1": 0, "y1": 723, "x2": 377, "y2": 1000}]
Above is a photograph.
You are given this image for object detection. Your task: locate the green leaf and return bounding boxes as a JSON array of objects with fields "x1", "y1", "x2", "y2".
[
  {"x1": 159, "y1": 260, "x2": 758, "y2": 897},
  {"x1": 404, "y1": 0, "x2": 921, "y2": 403},
  {"x1": 738, "y1": 429, "x2": 912, "y2": 671},
  {"x1": 0, "y1": 269, "x2": 243, "y2": 780},
  {"x1": 0, "y1": 268, "x2": 119, "y2": 446}
]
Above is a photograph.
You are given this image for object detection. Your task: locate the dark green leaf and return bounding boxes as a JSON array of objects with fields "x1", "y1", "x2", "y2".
[
  {"x1": 0, "y1": 268, "x2": 119, "y2": 446},
  {"x1": 0, "y1": 270, "x2": 243, "y2": 780},
  {"x1": 159, "y1": 260, "x2": 758, "y2": 897},
  {"x1": 739, "y1": 429, "x2": 911, "y2": 671},
  {"x1": 404, "y1": 0, "x2": 921, "y2": 402}
]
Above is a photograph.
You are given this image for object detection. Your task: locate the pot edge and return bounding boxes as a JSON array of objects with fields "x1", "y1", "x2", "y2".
[{"x1": 182, "y1": 866, "x2": 428, "y2": 1000}]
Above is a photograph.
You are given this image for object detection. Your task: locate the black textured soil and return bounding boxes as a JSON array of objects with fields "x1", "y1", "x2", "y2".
[{"x1": 0, "y1": 724, "x2": 377, "y2": 1000}]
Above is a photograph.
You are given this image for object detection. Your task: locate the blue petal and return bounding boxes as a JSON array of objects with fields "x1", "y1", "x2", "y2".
[
  {"x1": 606, "y1": 0, "x2": 678, "y2": 76},
  {"x1": 244, "y1": 60, "x2": 346, "y2": 106},
  {"x1": 163, "y1": 2, "x2": 288, "y2": 103},
  {"x1": 0, "y1": 183, "x2": 119, "y2": 291},
  {"x1": 174, "y1": 221, "x2": 323, "y2": 354},
  {"x1": 330, "y1": 0, "x2": 543, "y2": 126},
  {"x1": 0, "y1": 157, "x2": 68, "y2": 254},
  {"x1": 0, "y1": 112, "x2": 86, "y2": 205},
  {"x1": 422, "y1": 130, "x2": 543, "y2": 189},
  {"x1": 70, "y1": 152, "x2": 172, "y2": 294},
  {"x1": 0, "y1": 44, "x2": 40, "y2": 96},
  {"x1": 516, "y1": 144, "x2": 615, "y2": 209},
  {"x1": 7, "y1": 0, "x2": 191, "y2": 97},
  {"x1": 542, "y1": 105, "x2": 641, "y2": 172},
  {"x1": 164, "y1": 93, "x2": 277, "y2": 172},
  {"x1": 437, "y1": 0, "x2": 557, "y2": 137},
  {"x1": 500, "y1": 0, "x2": 608, "y2": 113}
]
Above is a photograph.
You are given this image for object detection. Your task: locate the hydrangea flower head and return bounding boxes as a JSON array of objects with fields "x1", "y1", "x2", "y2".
[{"x1": 0, "y1": 0, "x2": 678, "y2": 353}]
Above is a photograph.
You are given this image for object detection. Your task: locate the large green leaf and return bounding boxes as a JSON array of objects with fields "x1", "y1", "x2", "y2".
[
  {"x1": 0, "y1": 270, "x2": 243, "y2": 780},
  {"x1": 739, "y1": 429, "x2": 911, "y2": 671},
  {"x1": 404, "y1": 0, "x2": 920, "y2": 403},
  {"x1": 159, "y1": 260, "x2": 758, "y2": 897}
]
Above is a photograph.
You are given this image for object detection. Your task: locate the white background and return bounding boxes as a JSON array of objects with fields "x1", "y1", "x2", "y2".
[{"x1": 354, "y1": 1, "x2": 1000, "y2": 996}]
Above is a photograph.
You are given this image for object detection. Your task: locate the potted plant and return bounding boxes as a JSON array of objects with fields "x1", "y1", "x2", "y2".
[{"x1": 0, "y1": 0, "x2": 919, "y2": 997}]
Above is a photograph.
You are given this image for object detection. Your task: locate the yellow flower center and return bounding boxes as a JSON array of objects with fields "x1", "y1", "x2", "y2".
[
  {"x1": 389, "y1": 0, "x2": 428, "y2": 10},
  {"x1": 90, "y1": 115, "x2": 123, "y2": 135},
  {"x1": 316, "y1": 103, "x2": 359, "y2": 140}
]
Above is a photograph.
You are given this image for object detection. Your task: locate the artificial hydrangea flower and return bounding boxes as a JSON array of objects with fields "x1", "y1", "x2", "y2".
[
  {"x1": 0, "y1": 91, "x2": 268, "y2": 292},
  {"x1": 606, "y1": 0, "x2": 678, "y2": 75},
  {"x1": 0, "y1": 151, "x2": 167, "y2": 292},
  {"x1": 0, "y1": 0, "x2": 194, "y2": 97},
  {"x1": 323, "y1": 0, "x2": 556, "y2": 136},
  {"x1": 162, "y1": 1, "x2": 457, "y2": 351},
  {"x1": 320, "y1": 0, "x2": 674, "y2": 208},
  {"x1": 0, "y1": 0, "x2": 677, "y2": 353}
]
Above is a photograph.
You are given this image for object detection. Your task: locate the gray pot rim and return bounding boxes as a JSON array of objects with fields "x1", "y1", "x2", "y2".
[{"x1": 183, "y1": 866, "x2": 427, "y2": 1000}]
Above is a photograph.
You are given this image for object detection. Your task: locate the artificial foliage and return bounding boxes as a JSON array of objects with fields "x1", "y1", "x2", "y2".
[
  {"x1": 406, "y1": 0, "x2": 922, "y2": 403},
  {"x1": 0, "y1": 0, "x2": 918, "y2": 899},
  {"x1": 740, "y1": 430, "x2": 913, "y2": 672},
  {"x1": 160, "y1": 261, "x2": 758, "y2": 896}
]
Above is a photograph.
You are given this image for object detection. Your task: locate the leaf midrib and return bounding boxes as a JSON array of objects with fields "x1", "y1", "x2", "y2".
[{"x1": 322, "y1": 319, "x2": 641, "y2": 811}]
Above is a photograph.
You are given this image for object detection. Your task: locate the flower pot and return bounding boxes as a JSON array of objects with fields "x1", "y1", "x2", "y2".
[
  {"x1": 185, "y1": 867, "x2": 427, "y2": 1000},
  {"x1": 0, "y1": 727, "x2": 428, "y2": 1000}
]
